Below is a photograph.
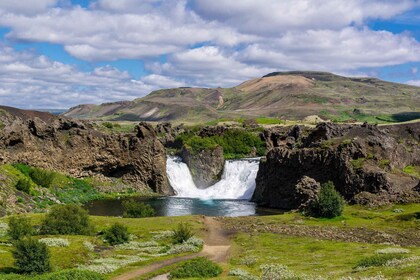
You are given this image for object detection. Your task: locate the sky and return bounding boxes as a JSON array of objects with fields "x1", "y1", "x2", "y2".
[{"x1": 0, "y1": 0, "x2": 419, "y2": 109}]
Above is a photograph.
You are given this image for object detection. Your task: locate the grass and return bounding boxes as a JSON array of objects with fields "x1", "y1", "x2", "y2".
[
  {"x1": 0, "y1": 214, "x2": 205, "y2": 279},
  {"x1": 350, "y1": 157, "x2": 366, "y2": 170},
  {"x1": 402, "y1": 165, "x2": 420, "y2": 178},
  {"x1": 1, "y1": 204, "x2": 419, "y2": 279},
  {"x1": 229, "y1": 232, "x2": 419, "y2": 279}
]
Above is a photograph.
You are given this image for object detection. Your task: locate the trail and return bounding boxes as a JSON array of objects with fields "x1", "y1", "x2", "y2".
[{"x1": 112, "y1": 217, "x2": 231, "y2": 280}]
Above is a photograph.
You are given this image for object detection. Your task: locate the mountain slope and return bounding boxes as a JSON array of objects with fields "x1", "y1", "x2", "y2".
[{"x1": 63, "y1": 71, "x2": 420, "y2": 123}]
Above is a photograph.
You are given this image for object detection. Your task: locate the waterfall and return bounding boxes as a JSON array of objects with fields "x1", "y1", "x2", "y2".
[{"x1": 166, "y1": 156, "x2": 259, "y2": 200}]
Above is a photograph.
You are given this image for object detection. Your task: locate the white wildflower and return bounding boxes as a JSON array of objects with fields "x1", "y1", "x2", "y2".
[
  {"x1": 375, "y1": 247, "x2": 410, "y2": 254},
  {"x1": 38, "y1": 238, "x2": 70, "y2": 247},
  {"x1": 0, "y1": 222, "x2": 8, "y2": 237},
  {"x1": 151, "y1": 230, "x2": 174, "y2": 240},
  {"x1": 114, "y1": 240, "x2": 159, "y2": 250},
  {"x1": 83, "y1": 241, "x2": 95, "y2": 251}
]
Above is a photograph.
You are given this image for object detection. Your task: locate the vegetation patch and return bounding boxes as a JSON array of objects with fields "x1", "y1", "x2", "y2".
[
  {"x1": 350, "y1": 157, "x2": 366, "y2": 170},
  {"x1": 402, "y1": 165, "x2": 420, "y2": 178},
  {"x1": 7, "y1": 216, "x2": 33, "y2": 241},
  {"x1": 103, "y1": 223, "x2": 130, "y2": 246},
  {"x1": 13, "y1": 238, "x2": 52, "y2": 274},
  {"x1": 122, "y1": 199, "x2": 155, "y2": 218},
  {"x1": 40, "y1": 205, "x2": 94, "y2": 235},
  {"x1": 176, "y1": 129, "x2": 266, "y2": 159},
  {"x1": 172, "y1": 222, "x2": 193, "y2": 244},
  {"x1": 308, "y1": 181, "x2": 344, "y2": 218},
  {"x1": 354, "y1": 253, "x2": 406, "y2": 268},
  {"x1": 169, "y1": 257, "x2": 222, "y2": 279}
]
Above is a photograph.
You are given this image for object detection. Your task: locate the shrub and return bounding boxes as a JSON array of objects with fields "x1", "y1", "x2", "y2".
[
  {"x1": 103, "y1": 223, "x2": 129, "y2": 246},
  {"x1": 172, "y1": 223, "x2": 193, "y2": 244},
  {"x1": 13, "y1": 238, "x2": 52, "y2": 274},
  {"x1": 102, "y1": 122, "x2": 114, "y2": 129},
  {"x1": 29, "y1": 168, "x2": 55, "y2": 188},
  {"x1": 169, "y1": 257, "x2": 222, "y2": 279},
  {"x1": 8, "y1": 216, "x2": 33, "y2": 241},
  {"x1": 15, "y1": 179, "x2": 31, "y2": 194},
  {"x1": 40, "y1": 205, "x2": 94, "y2": 235},
  {"x1": 36, "y1": 269, "x2": 104, "y2": 280},
  {"x1": 354, "y1": 254, "x2": 405, "y2": 268},
  {"x1": 122, "y1": 199, "x2": 155, "y2": 218},
  {"x1": 308, "y1": 181, "x2": 344, "y2": 218}
]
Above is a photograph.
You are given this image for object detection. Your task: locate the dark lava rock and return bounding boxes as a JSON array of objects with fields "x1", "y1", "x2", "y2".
[
  {"x1": 0, "y1": 107, "x2": 173, "y2": 195},
  {"x1": 253, "y1": 122, "x2": 420, "y2": 209}
]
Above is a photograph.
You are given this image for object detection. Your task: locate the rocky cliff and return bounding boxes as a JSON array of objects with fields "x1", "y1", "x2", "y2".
[
  {"x1": 0, "y1": 106, "x2": 173, "y2": 195},
  {"x1": 253, "y1": 122, "x2": 420, "y2": 209}
]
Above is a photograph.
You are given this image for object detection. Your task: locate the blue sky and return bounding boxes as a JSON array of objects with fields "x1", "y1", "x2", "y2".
[{"x1": 0, "y1": 0, "x2": 419, "y2": 109}]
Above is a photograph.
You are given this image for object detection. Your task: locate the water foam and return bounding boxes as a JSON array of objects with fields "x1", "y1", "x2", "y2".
[{"x1": 166, "y1": 156, "x2": 259, "y2": 200}]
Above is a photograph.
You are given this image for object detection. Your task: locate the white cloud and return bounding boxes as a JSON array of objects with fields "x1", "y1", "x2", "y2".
[
  {"x1": 407, "y1": 80, "x2": 420, "y2": 86},
  {"x1": 0, "y1": 2, "x2": 248, "y2": 61},
  {"x1": 0, "y1": 46, "x2": 165, "y2": 108},
  {"x1": 192, "y1": 0, "x2": 418, "y2": 35},
  {"x1": 0, "y1": 0, "x2": 57, "y2": 15},
  {"x1": 147, "y1": 46, "x2": 275, "y2": 87},
  {"x1": 237, "y1": 27, "x2": 420, "y2": 71}
]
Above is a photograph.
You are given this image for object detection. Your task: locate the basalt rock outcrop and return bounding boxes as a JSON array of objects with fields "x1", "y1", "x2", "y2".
[
  {"x1": 253, "y1": 122, "x2": 420, "y2": 209},
  {"x1": 180, "y1": 145, "x2": 225, "y2": 188},
  {"x1": 0, "y1": 106, "x2": 173, "y2": 195}
]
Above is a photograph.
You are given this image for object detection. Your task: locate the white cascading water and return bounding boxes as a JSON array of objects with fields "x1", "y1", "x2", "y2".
[{"x1": 166, "y1": 156, "x2": 259, "y2": 200}]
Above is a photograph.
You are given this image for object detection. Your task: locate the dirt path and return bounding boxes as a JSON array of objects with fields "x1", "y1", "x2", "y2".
[{"x1": 112, "y1": 217, "x2": 231, "y2": 280}]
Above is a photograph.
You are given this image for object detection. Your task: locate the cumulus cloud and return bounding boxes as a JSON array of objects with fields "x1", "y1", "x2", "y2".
[
  {"x1": 192, "y1": 0, "x2": 418, "y2": 35},
  {"x1": 147, "y1": 46, "x2": 275, "y2": 87},
  {"x1": 0, "y1": 46, "x2": 179, "y2": 109},
  {"x1": 0, "y1": 0, "x2": 57, "y2": 15},
  {"x1": 0, "y1": 2, "x2": 248, "y2": 61},
  {"x1": 0, "y1": 0, "x2": 419, "y2": 107},
  {"x1": 237, "y1": 27, "x2": 420, "y2": 71}
]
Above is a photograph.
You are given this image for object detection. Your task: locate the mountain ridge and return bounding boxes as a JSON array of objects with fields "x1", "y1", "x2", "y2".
[{"x1": 63, "y1": 71, "x2": 420, "y2": 124}]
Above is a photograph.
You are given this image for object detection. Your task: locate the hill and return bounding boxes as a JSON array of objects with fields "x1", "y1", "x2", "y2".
[{"x1": 63, "y1": 71, "x2": 420, "y2": 124}]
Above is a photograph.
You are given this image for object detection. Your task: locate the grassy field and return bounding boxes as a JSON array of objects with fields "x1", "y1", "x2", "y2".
[{"x1": 0, "y1": 203, "x2": 419, "y2": 279}]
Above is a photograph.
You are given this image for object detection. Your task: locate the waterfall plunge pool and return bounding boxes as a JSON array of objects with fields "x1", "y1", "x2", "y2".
[
  {"x1": 84, "y1": 197, "x2": 283, "y2": 217},
  {"x1": 84, "y1": 157, "x2": 283, "y2": 217}
]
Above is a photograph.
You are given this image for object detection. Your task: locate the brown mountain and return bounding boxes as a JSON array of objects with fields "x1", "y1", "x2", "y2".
[{"x1": 63, "y1": 71, "x2": 420, "y2": 124}]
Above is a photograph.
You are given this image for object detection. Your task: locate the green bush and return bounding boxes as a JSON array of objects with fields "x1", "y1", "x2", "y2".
[
  {"x1": 172, "y1": 222, "x2": 193, "y2": 244},
  {"x1": 36, "y1": 269, "x2": 103, "y2": 280},
  {"x1": 0, "y1": 269, "x2": 103, "y2": 280},
  {"x1": 122, "y1": 199, "x2": 155, "y2": 218},
  {"x1": 13, "y1": 238, "x2": 52, "y2": 274},
  {"x1": 40, "y1": 205, "x2": 94, "y2": 235},
  {"x1": 103, "y1": 223, "x2": 129, "y2": 245},
  {"x1": 13, "y1": 163, "x2": 31, "y2": 177},
  {"x1": 354, "y1": 254, "x2": 405, "y2": 268},
  {"x1": 308, "y1": 181, "x2": 344, "y2": 218},
  {"x1": 29, "y1": 168, "x2": 55, "y2": 188},
  {"x1": 8, "y1": 216, "x2": 33, "y2": 241},
  {"x1": 15, "y1": 179, "x2": 31, "y2": 194},
  {"x1": 170, "y1": 257, "x2": 222, "y2": 278},
  {"x1": 176, "y1": 129, "x2": 266, "y2": 159}
]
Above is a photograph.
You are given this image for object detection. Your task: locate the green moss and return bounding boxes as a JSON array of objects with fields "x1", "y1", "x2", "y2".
[
  {"x1": 379, "y1": 159, "x2": 391, "y2": 169},
  {"x1": 351, "y1": 158, "x2": 366, "y2": 170},
  {"x1": 402, "y1": 165, "x2": 420, "y2": 178}
]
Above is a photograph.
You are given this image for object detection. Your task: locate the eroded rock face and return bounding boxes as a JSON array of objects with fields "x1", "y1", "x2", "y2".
[
  {"x1": 180, "y1": 145, "x2": 225, "y2": 188},
  {"x1": 253, "y1": 122, "x2": 420, "y2": 209},
  {"x1": 0, "y1": 108, "x2": 173, "y2": 195}
]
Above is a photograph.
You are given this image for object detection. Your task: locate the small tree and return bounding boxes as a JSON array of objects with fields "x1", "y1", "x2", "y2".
[
  {"x1": 13, "y1": 238, "x2": 52, "y2": 274},
  {"x1": 103, "y1": 223, "x2": 129, "y2": 245},
  {"x1": 41, "y1": 204, "x2": 94, "y2": 235},
  {"x1": 122, "y1": 199, "x2": 155, "y2": 218},
  {"x1": 15, "y1": 179, "x2": 31, "y2": 194},
  {"x1": 172, "y1": 222, "x2": 193, "y2": 244},
  {"x1": 8, "y1": 216, "x2": 33, "y2": 241},
  {"x1": 308, "y1": 181, "x2": 344, "y2": 218}
]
